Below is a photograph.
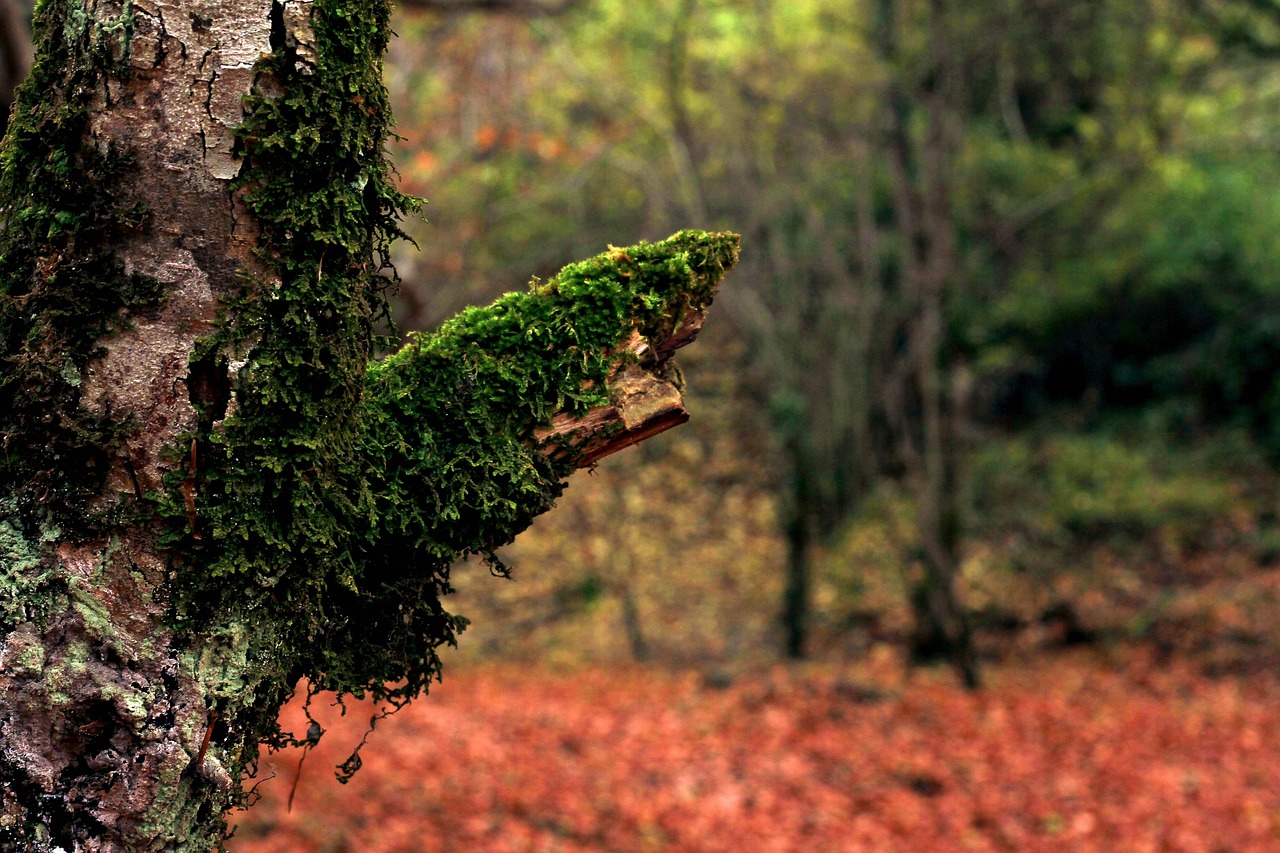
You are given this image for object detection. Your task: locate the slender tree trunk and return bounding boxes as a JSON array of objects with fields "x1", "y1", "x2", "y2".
[
  {"x1": 663, "y1": 0, "x2": 710, "y2": 225},
  {"x1": 0, "y1": 2, "x2": 735, "y2": 848},
  {"x1": 912, "y1": 0, "x2": 978, "y2": 689},
  {"x1": 781, "y1": 459, "x2": 812, "y2": 659},
  {"x1": 617, "y1": 580, "x2": 650, "y2": 663},
  {"x1": 876, "y1": 0, "x2": 978, "y2": 688}
]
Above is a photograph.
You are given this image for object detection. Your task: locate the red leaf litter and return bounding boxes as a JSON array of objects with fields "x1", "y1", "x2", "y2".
[{"x1": 232, "y1": 653, "x2": 1280, "y2": 852}]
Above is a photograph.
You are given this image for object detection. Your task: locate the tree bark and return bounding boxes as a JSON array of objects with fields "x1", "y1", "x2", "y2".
[{"x1": 0, "y1": 1, "x2": 734, "y2": 849}]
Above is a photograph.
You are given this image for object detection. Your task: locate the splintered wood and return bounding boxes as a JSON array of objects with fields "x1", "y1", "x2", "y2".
[{"x1": 534, "y1": 309, "x2": 708, "y2": 466}]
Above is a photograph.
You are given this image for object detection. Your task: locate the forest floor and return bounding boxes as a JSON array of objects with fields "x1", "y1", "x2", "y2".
[{"x1": 231, "y1": 646, "x2": 1280, "y2": 852}]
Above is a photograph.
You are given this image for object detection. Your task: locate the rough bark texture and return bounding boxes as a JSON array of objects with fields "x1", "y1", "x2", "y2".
[
  {"x1": 0, "y1": 1, "x2": 736, "y2": 849},
  {"x1": 1, "y1": 3, "x2": 274, "y2": 849}
]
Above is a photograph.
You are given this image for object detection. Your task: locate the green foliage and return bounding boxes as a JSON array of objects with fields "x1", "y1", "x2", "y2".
[
  {"x1": 991, "y1": 154, "x2": 1280, "y2": 456},
  {"x1": 0, "y1": 0, "x2": 158, "y2": 553},
  {"x1": 970, "y1": 430, "x2": 1240, "y2": 549}
]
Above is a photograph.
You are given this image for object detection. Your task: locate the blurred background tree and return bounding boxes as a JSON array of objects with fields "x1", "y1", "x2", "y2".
[{"x1": 0, "y1": 0, "x2": 32, "y2": 139}]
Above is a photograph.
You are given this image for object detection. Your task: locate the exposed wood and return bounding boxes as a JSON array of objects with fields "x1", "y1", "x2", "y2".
[{"x1": 535, "y1": 308, "x2": 709, "y2": 467}]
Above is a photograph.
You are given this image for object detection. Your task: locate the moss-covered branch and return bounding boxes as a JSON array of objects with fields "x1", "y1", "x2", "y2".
[
  {"x1": 169, "y1": 230, "x2": 737, "y2": 760},
  {"x1": 296, "y1": 230, "x2": 739, "y2": 710},
  {"x1": 363, "y1": 230, "x2": 737, "y2": 555}
]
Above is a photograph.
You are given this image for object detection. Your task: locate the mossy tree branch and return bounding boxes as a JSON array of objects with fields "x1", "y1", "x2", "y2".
[{"x1": 171, "y1": 231, "x2": 738, "y2": 719}]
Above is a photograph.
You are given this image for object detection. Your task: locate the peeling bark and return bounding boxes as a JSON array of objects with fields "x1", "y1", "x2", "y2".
[{"x1": 534, "y1": 309, "x2": 709, "y2": 466}]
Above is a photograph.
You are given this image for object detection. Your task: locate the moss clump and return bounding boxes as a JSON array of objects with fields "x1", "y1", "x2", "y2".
[
  {"x1": 0, "y1": 503, "x2": 61, "y2": 630},
  {"x1": 324, "y1": 229, "x2": 738, "y2": 707},
  {"x1": 172, "y1": 206, "x2": 736, "y2": 753},
  {"x1": 0, "y1": 0, "x2": 157, "y2": 557}
]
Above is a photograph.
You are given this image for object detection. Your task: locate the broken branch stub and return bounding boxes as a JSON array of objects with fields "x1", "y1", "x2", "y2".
[{"x1": 535, "y1": 306, "x2": 712, "y2": 467}]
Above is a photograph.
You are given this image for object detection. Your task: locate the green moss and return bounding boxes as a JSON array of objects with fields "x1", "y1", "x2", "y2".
[
  {"x1": 40, "y1": 632, "x2": 90, "y2": 707},
  {"x1": 182, "y1": 622, "x2": 255, "y2": 704},
  {"x1": 334, "y1": 231, "x2": 738, "y2": 706},
  {"x1": 0, "y1": 0, "x2": 156, "y2": 550},
  {"x1": 171, "y1": 228, "x2": 737, "y2": 750},
  {"x1": 2, "y1": 627, "x2": 45, "y2": 677},
  {"x1": 154, "y1": 0, "x2": 425, "y2": 784},
  {"x1": 144, "y1": 0, "x2": 738, "y2": 784},
  {"x1": 69, "y1": 575, "x2": 114, "y2": 639},
  {"x1": 0, "y1": 503, "x2": 62, "y2": 631}
]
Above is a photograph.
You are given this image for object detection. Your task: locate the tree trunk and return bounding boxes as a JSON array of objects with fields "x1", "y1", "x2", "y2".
[
  {"x1": 781, "y1": 509, "x2": 812, "y2": 659},
  {"x1": 617, "y1": 580, "x2": 650, "y2": 663},
  {"x1": 780, "y1": 452, "x2": 813, "y2": 659},
  {"x1": 876, "y1": 0, "x2": 979, "y2": 689},
  {"x1": 0, "y1": 1, "x2": 735, "y2": 848}
]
